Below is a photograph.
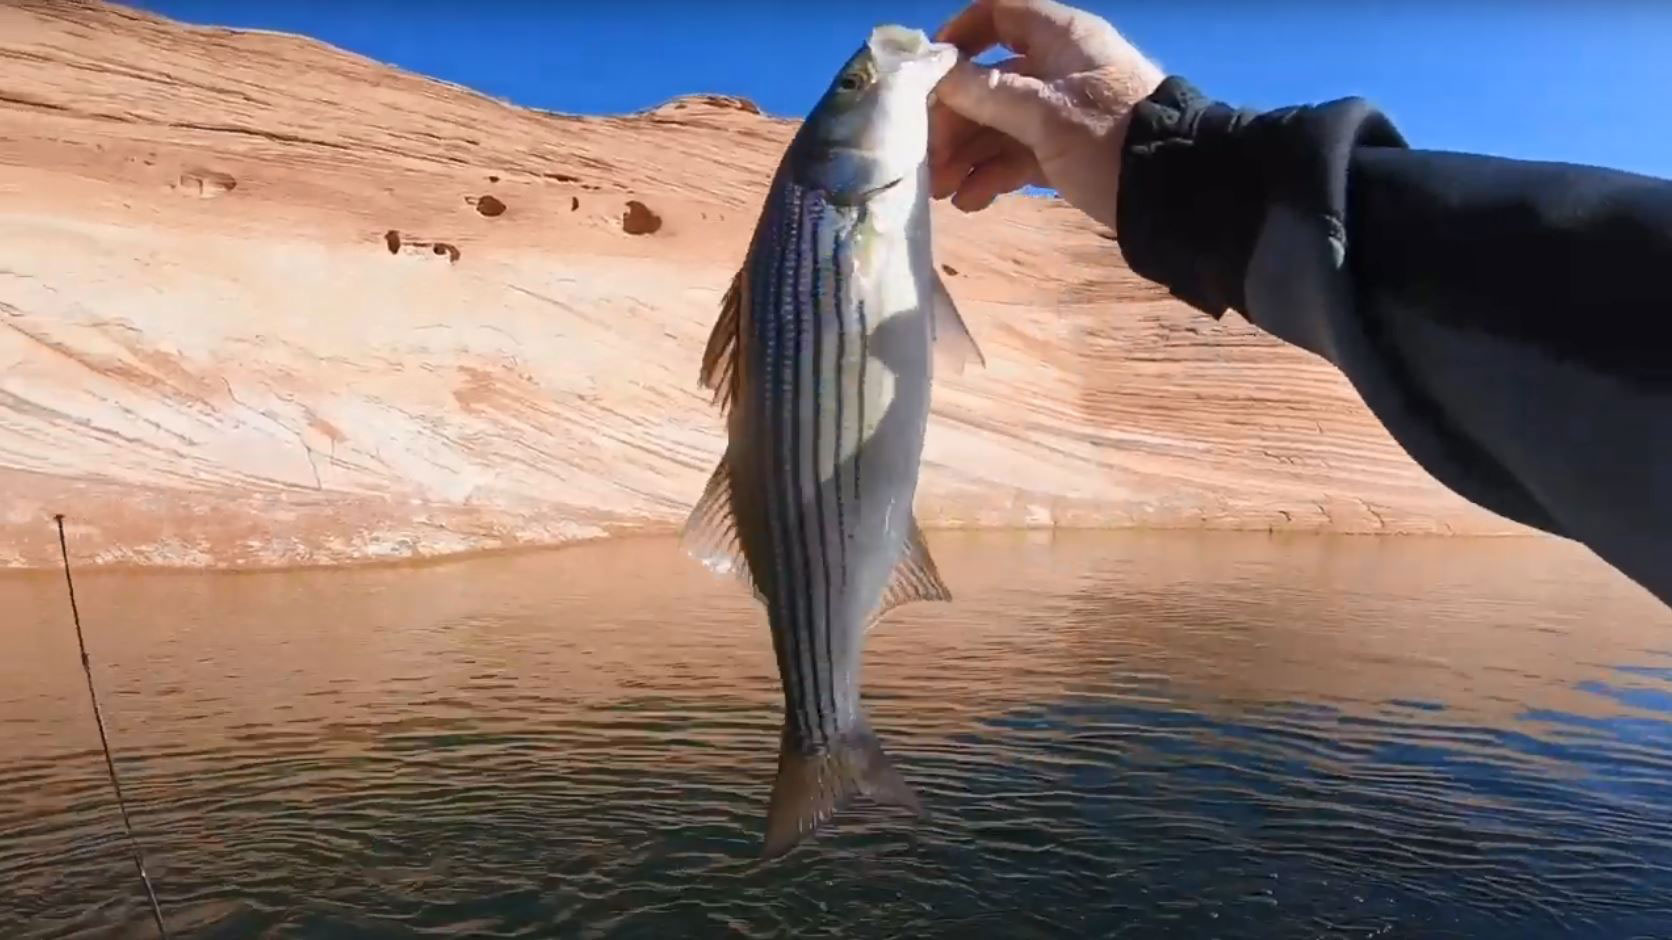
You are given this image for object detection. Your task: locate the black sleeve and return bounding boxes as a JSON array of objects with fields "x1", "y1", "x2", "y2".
[{"x1": 1116, "y1": 76, "x2": 1672, "y2": 607}]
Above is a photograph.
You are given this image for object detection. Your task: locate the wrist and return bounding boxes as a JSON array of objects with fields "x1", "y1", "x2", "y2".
[
  {"x1": 1115, "y1": 77, "x2": 1264, "y2": 317},
  {"x1": 1079, "y1": 63, "x2": 1164, "y2": 233}
]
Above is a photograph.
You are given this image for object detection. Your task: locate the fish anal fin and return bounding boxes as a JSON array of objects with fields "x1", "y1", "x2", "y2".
[
  {"x1": 761, "y1": 720, "x2": 923, "y2": 859},
  {"x1": 679, "y1": 454, "x2": 763, "y2": 602},
  {"x1": 699, "y1": 267, "x2": 747, "y2": 413},
  {"x1": 883, "y1": 517, "x2": 954, "y2": 610},
  {"x1": 866, "y1": 518, "x2": 952, "y2": 633},
  {"x1": 930, "y1": 272, "x2": 985, "y2": 376}
]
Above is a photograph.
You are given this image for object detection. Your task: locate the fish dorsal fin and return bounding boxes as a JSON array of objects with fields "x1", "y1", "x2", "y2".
[
  {"x1": 680, "y1": 454, "x2": 765, "y2": 603},
  {"x1": 867, "y1": 517, "x2": 952, "y2": 632},
  {"x1": 699, "y1": 267, "x2": 747, "y2": 413},
  {"x1": 930, "y1": 272, "x2": 985, "y2": 376}
]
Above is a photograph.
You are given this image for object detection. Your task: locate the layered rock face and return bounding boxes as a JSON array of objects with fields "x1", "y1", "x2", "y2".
[{"x1": 0, "y1": 2, "x2": 1522, "y2": 569}]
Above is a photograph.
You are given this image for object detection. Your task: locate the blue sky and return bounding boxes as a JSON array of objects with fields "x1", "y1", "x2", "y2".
[{"x1": 132, "y1": 1, "x2": 1672, "y2": 180}]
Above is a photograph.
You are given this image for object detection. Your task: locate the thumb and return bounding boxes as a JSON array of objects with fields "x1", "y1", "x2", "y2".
[{"x1": 933, "y1": 58, "x2": 1056, "y2": 148}]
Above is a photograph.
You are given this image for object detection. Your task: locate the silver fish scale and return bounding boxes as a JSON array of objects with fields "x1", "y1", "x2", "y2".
[{"x1": 746, "y1": 178, "x2": 874, "y2": 751}]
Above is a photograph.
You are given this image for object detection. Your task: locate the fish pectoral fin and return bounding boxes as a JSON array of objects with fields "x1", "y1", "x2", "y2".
[
  {"x1": 866, "y1": 517, "x2": 953, "y2": 634},
  {"x1": 930, "y1": 271, "x2": 986, "y2": 376},
  {"x1": 679, "y1": 454, "x2": 764, "y2": 603},
  {"x1": 762, "y1": 720, "x2": 923, "y2": 859},
  {"x1": 698, "y1": 266, "x2": 747, "y2": 413}
]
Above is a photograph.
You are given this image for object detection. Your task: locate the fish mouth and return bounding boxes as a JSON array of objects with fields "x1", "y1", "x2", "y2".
[
  {"x1": 867, "y1": 26, "x2": 953, "y2": 71},
  {"x1": 867, "y1": 26, "x2": 958, "y2": 83}
]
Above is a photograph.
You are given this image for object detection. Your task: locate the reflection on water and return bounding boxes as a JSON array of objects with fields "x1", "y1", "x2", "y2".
[{"x1": 2, "y1": 531, "x2": 1670, "y2": 938}]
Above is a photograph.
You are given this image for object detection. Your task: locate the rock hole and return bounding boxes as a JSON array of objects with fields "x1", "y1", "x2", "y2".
[
  {"x1": 544, "y1": 171, "x2": 581, "y2": 183},
  {"x1": 487, "y1": 174, "x2": 500, "y2": 183},
  {"x1": 384, "y1": 230, "x2": 402, "y2": 254},
  {"x1": 475, "y1": 194, "x2": 507, "y2": 217},
  {"x1": 621, "y1": 200, "x2": 662, "y2": 236},
  {"x1": 433, "y1": 242, "x2": 460, "y2": 262},
  {"x1": 940, "y1": 263, "x2": 959, "y2": 276},
  {"x1": 570, "y1": 196, "x2": 580, "y2": 211},
  {"x1": 178, "y1": 167, "x2": 237, "y2": 198}
]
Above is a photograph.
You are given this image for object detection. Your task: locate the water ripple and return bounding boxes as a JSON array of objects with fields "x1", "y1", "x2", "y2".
[{"x1": 2, "y1": 532, "x2": 1671, "y2": 938}]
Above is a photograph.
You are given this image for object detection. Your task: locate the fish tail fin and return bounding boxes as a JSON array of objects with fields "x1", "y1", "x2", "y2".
[{"x1": 761, "y1": 719, "x2": 923, "y2": 859}]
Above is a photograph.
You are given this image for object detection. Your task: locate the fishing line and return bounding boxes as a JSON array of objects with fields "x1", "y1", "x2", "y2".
[{"x1": 54, "y1": 514, "x2": 169, "y2": 939}]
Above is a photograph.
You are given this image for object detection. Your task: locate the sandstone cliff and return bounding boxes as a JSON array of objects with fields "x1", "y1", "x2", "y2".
[{"x1": 0, "y1": 2, "x2": 1523, "y2": 569}]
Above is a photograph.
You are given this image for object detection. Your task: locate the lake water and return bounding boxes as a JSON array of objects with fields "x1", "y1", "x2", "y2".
[{"x1": 3, "y1": 531, "x2": 1671, "y2": 939}]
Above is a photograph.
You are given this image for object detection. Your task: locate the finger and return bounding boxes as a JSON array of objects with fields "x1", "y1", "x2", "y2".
[
  {"x1": 931, "y1": 127, "x2": 1015, "y2": 199},
  {"x1": 933, "y1": 57, "x2": 1056, "y2": 148},
  {"x1": 934, "y1": 0, "x2": 1003, "y2": 57},
  {"x1": 930, "y1": 143, "x2": 972, "y2": 200},
  {"x1": 927, "y1": 101, "x2": 980, "y2": 170},
  {"x1": 950, "y1": 150, "x2": 1042, "y2": 213},
  {"x1": 987, "y1": 53, "x2": 1039, "y2": 77},
  {"x1": 927, "y1": 55, "x2": 1031, "y2": 168},
  {"x1": 937, "y1": 0, "x2": 1084, "y2": 58},
  {"x1": 935, "y1": 132, "x2": 1034, "y2": 204},
  {"x1": 956, "y1": 127, "x2": 1017, "y2": 170},
  {"x1": 934, "y1": 135, "x2": 1035, "y2": 202}
]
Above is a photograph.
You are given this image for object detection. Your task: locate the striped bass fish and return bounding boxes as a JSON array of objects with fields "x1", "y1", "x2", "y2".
[{"x1": 682, "y1": 25, "x2": 984, "y2": 858}]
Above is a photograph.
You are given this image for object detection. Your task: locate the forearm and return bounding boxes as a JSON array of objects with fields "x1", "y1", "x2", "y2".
[
  {"x1": 1115, "y1": 77, "x2": 1672, "y2": 605},
  {"x1": 1345, "y1": 145, "x2": 1672, "y2": 389}
]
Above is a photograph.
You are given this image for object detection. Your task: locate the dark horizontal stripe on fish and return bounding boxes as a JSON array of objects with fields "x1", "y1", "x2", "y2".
[
  {"x1": 808, "y1": 200, "x2": 840, "y2": 738},
  {"x1": 854, "y1": 201, "x2": 869, "y2": 515},
  {"x1": 785, "y1": 190, "x2": 823, "y2": 748},
  {"x1": 762, "y1": 182, "x2": 810, "y2": 746},
  {"x1": 831, "y1": 213, "x2": 850, "y2": 595}
]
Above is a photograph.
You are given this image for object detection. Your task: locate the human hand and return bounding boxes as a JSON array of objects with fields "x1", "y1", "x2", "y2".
[{"x1": 927, "y1": 0, "x2": 1164, "y2": 231}]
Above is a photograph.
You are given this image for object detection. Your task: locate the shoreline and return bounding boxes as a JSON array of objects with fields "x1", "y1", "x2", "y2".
[{"x1": 0, "y1": 522, "x2": 1549, "y2": 578}]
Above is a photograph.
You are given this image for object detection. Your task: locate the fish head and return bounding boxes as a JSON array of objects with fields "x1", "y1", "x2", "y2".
[{"x1": 790, "y1": 25, "x2": 958, "y2": 205}]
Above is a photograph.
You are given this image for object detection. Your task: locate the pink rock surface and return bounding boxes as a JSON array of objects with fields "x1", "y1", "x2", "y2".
[{"x1": 0, "y1": 2, "x2": 1524, "y2": 569}]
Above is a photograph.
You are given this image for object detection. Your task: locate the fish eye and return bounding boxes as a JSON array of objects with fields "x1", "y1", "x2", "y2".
[{"x1": 838, "y1": 73, "x2": 863, "y2": 92}]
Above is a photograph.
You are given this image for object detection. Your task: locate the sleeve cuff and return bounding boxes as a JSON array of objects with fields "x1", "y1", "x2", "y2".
[{"x1": 1116, "y1": 76, "x2": 1407, "y2": 320}]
